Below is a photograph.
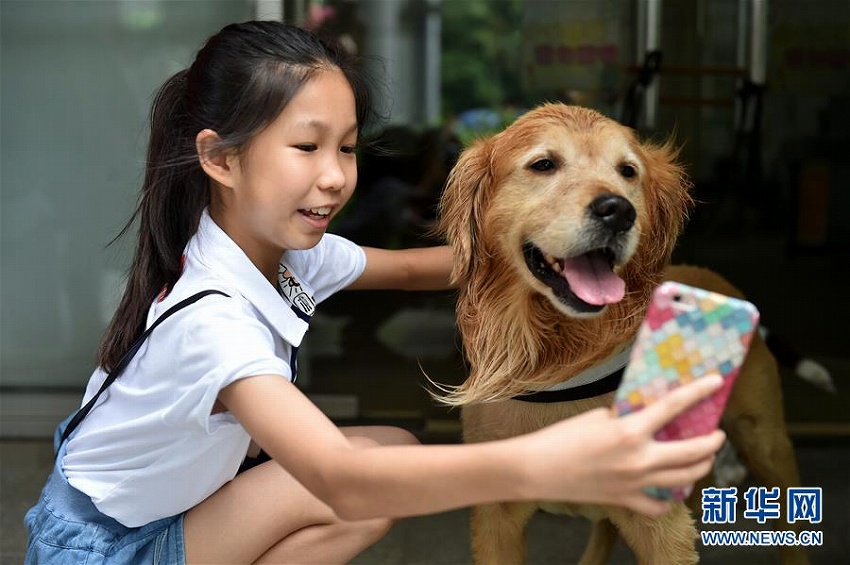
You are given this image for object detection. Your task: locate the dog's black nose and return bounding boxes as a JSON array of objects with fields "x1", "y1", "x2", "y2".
[{"x1": 589, "y1": 194, "x2": 636, "y2": 233}]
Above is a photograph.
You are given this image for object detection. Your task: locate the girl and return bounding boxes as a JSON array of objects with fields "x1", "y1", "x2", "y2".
[{"x1": 25, "y1": 21, "x2": 725, "y2": 564}]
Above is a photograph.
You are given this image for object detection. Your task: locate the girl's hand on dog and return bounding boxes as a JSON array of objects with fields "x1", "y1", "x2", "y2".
[{"x1": 517, "y1": 374, "x2": 726, "y2": 517}]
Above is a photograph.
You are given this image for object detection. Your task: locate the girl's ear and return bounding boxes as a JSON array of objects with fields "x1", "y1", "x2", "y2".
[{"x1": 196, "y1": 129, "x2": 237, "y2": 188}]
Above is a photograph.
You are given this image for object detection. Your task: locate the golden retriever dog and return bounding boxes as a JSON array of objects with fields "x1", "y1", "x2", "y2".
[{"x1": 436, "y1": 103, "x2": 805, "y2": 564}]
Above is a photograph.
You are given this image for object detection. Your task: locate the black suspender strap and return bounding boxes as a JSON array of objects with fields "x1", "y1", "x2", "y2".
[{"x1": 57, "y1": 290, "x2": 230, "y2": 454}]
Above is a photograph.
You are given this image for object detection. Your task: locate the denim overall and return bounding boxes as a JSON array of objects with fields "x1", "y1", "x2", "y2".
[
  {"x1": 24, "y1": 416, "x2": 186, "y2": 565},
  {"x1": 23, "y1": 291, "x2": 230, "y2": 564}
]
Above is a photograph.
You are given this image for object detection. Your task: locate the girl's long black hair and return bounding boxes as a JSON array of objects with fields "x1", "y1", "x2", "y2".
[{"x1": 97, "y1": 21, "x2": 375, "y2": 371}]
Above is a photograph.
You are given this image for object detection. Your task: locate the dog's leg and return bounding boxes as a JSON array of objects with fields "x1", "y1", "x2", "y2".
[
  {"x1": 578, "y1": 518, "x2": 619, "y2": 565},
  {"x1": 608, "y1": 504, "x2": 699, "y2": 565},
  {"x1": 470, "y1": 502, "x2": 536, "y2": 565},
  {"x1": 722, "y1": 336, "x2": 809, "y2": 565}
]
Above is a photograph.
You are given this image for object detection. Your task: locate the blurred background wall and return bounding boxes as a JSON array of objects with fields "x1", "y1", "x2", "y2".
[{"x1": 2, "y1": 0, "x2": 848, "y2": 438}]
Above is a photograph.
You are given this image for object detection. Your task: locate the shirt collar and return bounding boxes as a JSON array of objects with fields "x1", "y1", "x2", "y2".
[{"x1": 187, "y1": 209, "x2": 309, "y2": 347}]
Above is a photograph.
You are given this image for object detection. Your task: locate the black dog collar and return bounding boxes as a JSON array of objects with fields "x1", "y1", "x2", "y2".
[{"x1": 512, "y1": 366, "x2": 625, "y2": 403}]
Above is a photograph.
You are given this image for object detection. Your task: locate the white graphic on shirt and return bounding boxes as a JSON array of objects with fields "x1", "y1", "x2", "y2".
[{"x1": 278, "y1": 263, "x2": 316, "y2": 317}]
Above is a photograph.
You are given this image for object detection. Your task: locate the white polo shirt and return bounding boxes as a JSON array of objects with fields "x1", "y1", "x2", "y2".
[{"x1": 62, "y1": 209, "x2": 366, "y2": 527}]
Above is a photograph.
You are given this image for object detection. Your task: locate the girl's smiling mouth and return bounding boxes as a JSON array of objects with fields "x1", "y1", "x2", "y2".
[{"x1": 299, "y1": 206, "x2": 333, "y2": 228}]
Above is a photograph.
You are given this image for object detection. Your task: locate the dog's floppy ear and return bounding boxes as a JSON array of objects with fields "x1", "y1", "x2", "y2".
[
  {"x1": 639, "y1": 137, "x2": 694, "y2": 266},
  {"x1": 436, "y1": 137, "x2": 495, "y2": 284}
]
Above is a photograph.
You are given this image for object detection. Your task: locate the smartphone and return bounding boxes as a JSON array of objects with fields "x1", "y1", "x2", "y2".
[{"x1": 613, "y1": 281, "x2": 760, "y2": 500}]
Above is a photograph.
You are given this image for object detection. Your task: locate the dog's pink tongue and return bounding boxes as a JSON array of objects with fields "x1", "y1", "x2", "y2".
[{"x1": 561, "y1": 253, "x2": 625, "y2": 305}]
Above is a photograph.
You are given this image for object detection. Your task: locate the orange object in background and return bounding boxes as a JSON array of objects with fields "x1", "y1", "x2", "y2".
[{"x1": 796, "y1": 162, "x2": 830, "y2": 247}]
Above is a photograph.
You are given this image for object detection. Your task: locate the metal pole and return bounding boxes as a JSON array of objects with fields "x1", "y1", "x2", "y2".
[
  {"x1": 643, "y1": 0, "x2": 662, "y2": 130},
  {"x1": 749, "y1": 0, "x2": 768, "y2": 86},
  {"x1": 424, "y1": 0, "x2": 442, "y2": 125},
  {"x1": 734, "y1": 0, "x2": 749, "y2": 130},
  {"x1": 254, "y1": 0, "x2": 283, "y2": 21}
]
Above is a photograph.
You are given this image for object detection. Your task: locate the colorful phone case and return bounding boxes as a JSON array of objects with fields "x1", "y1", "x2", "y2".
[{"x1": 613, "y1": 281, "x2": 760, "y2": 501}]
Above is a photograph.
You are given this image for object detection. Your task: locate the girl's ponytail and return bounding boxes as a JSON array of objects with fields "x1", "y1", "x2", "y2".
[{"x1": 96, "y1": 69, "x2": 208, "y2": 371}]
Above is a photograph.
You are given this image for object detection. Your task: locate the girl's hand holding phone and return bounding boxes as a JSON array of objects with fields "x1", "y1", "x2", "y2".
[
  {"x1": 612, "y1": 281, "x2": 760, "y2": 501},
  {"x1": 523, "y1": 375, "x2": 726, "y2": 518}
]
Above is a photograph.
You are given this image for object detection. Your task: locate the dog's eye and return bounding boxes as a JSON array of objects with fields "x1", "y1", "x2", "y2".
[
  {"x1": 618, "y1": 164, "x2": 637, "y2": 179},
  {"x1": 529, "y1": 159, "x2": 555, "y2": 172}
]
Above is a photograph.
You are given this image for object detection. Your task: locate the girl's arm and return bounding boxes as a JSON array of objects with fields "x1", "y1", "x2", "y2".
[
  {"x1": 219, "y1": 373, "x2": 725, "y2": 521},
  {"x1": 346, "y1": 245, "x2": 455, "y2": 291}
]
